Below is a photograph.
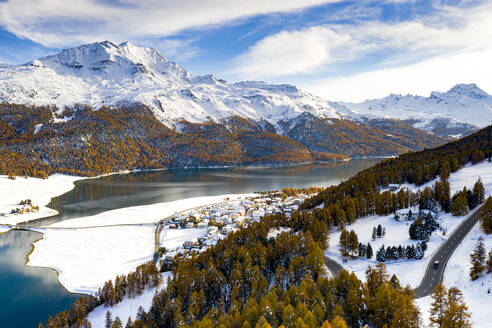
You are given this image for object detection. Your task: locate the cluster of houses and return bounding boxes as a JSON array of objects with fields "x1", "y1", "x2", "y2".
[{"x1": 159, "y1": 192, "x2": 309, "y2": 264}]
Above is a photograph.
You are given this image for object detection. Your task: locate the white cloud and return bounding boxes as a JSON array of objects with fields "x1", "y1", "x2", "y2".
[
  {"x1": 228, "y1": 1, "x2": 492, "y2": 80},
  {"x1": 229, "y1": 27, "x2": 365, "y2": 77},
  {"x1": 0, "y1": 0, "x2": 339, "y2": 47},
  {"x1": 302, "y1": 49, "x2": 492, "y2": 102},
  {"x1": 157, "y1": 39, "x2": 199, "y2": 62}
]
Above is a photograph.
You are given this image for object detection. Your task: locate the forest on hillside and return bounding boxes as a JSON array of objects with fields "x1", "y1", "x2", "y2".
[
  {"x1": 0, "y1": 102, "x2": 443, "y2": 178},
  {"x1": 40, "y1": 125, "x2": 490, "y2": 328}
]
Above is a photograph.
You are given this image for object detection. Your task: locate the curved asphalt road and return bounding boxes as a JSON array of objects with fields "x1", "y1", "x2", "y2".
[
  {"x1": 324, "y1": 205, "x2": 482, "y2": 299},
  {"x1": 324, "y1": 255, "x2": 344, "y2": 278},
  {"x1": 413, "y1": 206, "x2": 481, "y2": 298}
]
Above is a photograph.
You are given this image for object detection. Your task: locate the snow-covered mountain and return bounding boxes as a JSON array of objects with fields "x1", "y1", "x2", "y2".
[
  {"x1": 342, "y1": 84, "x2": 492, "y2": 137},
  {"x1": 0, "y1": 41, "x2": 488, "y2": 138},
  {"x1": 0, "y1": 41, "x2": 351, "y2": 128},
  {"x1": 0, "y1": 41, "x2": 450, "y2": 174}
]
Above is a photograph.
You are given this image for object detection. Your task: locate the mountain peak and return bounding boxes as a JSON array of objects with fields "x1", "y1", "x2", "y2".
[
  {"x1": 24, "y1": 40, "x2": 192, "y2": 81},
  {"x1": 445, "y1": 83, "x2": 489, "y2": 98}
]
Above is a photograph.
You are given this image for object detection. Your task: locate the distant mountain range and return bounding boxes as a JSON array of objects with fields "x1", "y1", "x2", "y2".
[
  {"x1": 0, "y1": 41, "x2": 490, "y2": 175},
  {"x1": 342, "y1": 83, "x2": 492, "y2": 138}
]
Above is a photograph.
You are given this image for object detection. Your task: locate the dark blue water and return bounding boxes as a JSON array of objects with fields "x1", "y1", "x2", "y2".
[
  {"x1": 0, "y1": 230, "x2": 80, "y2": 327},
  {"x1": 0, "y1": 159, "x2": 381, "y2": 327}
]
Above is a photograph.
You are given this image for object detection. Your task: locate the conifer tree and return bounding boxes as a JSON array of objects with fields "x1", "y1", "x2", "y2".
[
  {"x1": 391, "y1": 293, "x2": 421, "y2": 328},
  {"x1": 358, "y1": 242, "x2": 366, "y2": 258},
  {"x1": 125, "y1": 317, "x2": 132, "y2": 328},
  {"x1": 429, "y1": 283, "x2": 447, "y2": 328},
  {"x1": 372, "y1": 227, "x2": 377, "y2": 241},
  {"x1": 346, "y1": 200, "x2": 357, "y2": 224},
  {"x1": 377, "y1": 224, "x2": 382, "y2": 238},
  {"x1": 376, "y1": 245, "x2": 386, "y2": 262},
  {"x1": 480, "y1": 196, "x2": 492, "y2": 234},
  {"x1": 105, "y1": 311, "x2": 113, "y2": 328},
  {"x1": 339, "y1": 229, "x2": 350, "y2": 257},
  {"x1": 473, "y1": 177, "x2": 485, "y2": 205},
  {"x1": 112, "y1": 317, "x2": 123, "y2": 328},
  {"x1": 440, "y1": 161, "x2": 451, "y2": 180},
  {"x1": 469, "y1": 237, "x2": 486, "y2": 280},
  {"x1": 443, "y1": 287, "x2": 472, "y2": 328},
  {"x1": 409, "y1": 217, "x2": 427, "y2": 240},
  {"x1": 331, "y1": 315, "x2": 348, "y2": 328},
  {"x1": 415, "y1": 243, "x2": 425, "y2": 259},
  {"x1": 321, "y1": 320, "x2": 333, "y2": 328},
  {"x1": 451, "y1": 192, "x2": 469, "y2": 216},
  {"x1": 366, "y1": 243, "x2": 373, "y2": 259},
  {"x1": 336, "y1": 207, "x2": 347, "y2": 229},
  {"x1": 349, "y1": 230, "x2": 359, "y2": 257},
  {"x1": 439, "y1": 179, "x2": 452, "y2": 212}
]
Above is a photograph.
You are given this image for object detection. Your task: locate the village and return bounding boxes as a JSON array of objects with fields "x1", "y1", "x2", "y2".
[{"x1": 157, "y1": 191, "x2": 310, "y2": 266}]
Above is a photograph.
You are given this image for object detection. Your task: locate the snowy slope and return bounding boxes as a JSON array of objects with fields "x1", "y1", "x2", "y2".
[
  {"x1": 1, "y1": 41, "x2": 488, "y2": 137},
  {"x1": 0, "y1": 41, "x2": 350, "y2": 128},
  {"x1": 343, "y1": 84, "x2": 492, "y2": 136}
]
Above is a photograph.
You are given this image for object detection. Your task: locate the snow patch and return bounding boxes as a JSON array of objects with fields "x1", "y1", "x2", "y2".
[{"x1": 0, "y1": 174, "x2": 81, "y2": 228}]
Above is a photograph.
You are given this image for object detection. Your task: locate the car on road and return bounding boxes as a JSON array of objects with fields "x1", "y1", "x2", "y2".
[{"x1": 433, "y1": 261, "x2": 439, "y2": 269}]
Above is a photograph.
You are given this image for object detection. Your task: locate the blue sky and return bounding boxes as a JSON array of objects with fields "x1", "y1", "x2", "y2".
[{"x1": 1, "y1": 0, "x2": 491, "y2": 101}]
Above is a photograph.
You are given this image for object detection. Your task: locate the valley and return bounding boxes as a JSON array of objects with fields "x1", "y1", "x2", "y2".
[
  {"x1": 0, "y1": 35, "x2": 491, "y2": 328},
  {"x1": 0, "y1": 160, "x2": 380, "y2": 327}
]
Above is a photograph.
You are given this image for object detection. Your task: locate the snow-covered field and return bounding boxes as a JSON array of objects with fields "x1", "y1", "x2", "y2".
[
  {"x1": 401, "y1": 160, "x2": 492, "y2": 196},
  {"x1": 160, "y1": 227, "x2": 208, "y2": 250},
  {"x1": 88, "y1": 272, "x2": 172, "y2": 328},
  {"x1": 0, "y1": 174, "x2": 81, "y2": 228},
  {"x1": 327, "y1": 160, "x2": 492, "y2": 326},
  {"x1": 415, "y1": 225, "x2": 492, "y2": 327},
  {"x1": 325, "y1": 209, "x2": 473, "y2": 287},
  {"x1": 28, "y1": 225, "x2": 155, "y2": 294},
  {"x1": 27, "y1": 193, "x2": 252, "y2": 294}
]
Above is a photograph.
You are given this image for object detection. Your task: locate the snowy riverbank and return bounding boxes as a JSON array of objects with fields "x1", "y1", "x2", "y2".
[
  {"x1": 0, "y1": 174, "x2": 81, "y2": 229},
  {"x1": 27, "y1": 194, "x2": 253, "y2": 294}
]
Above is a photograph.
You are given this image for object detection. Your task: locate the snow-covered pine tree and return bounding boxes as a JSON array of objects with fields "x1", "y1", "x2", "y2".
[
  {"x1": 415, "y1": 243, "x2": 424, "y2": 259},
  {"x1": 105, "y1": 311, "x2": 113, "y2": 328},
  {"x1": 366, "y1": 243, "x2": 373, "y2": 259},
  {"x1": 469, "y1": 237, "x2": 486, "y2": 280},
  {"x1": 111, "y1": 316, "x2": 123, "y2": 328},
  {"x1": 358, "y1": 242, "x2": 366, "y2": 258},
  {"x1": 377, "y1": 224, "x2": 382, "y2": 238},
  {"x1": 376, "y1": 245, "x2": 386, "y2": 262}
]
